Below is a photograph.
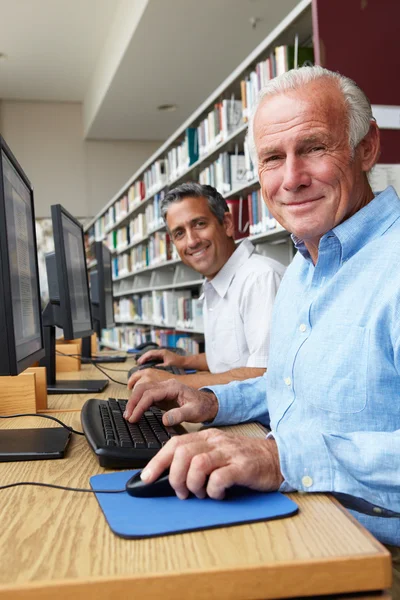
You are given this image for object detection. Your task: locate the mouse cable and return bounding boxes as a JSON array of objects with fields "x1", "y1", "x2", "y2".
[
  {"x1": 0, "y1": 481, "x2": 126, "y2": 494},
  {"x1": 0, "y1": 413, "x2": 84, "y2": 436},
  {"x1": 55, "y1": 350, "x2": 128, "y2": 385}
]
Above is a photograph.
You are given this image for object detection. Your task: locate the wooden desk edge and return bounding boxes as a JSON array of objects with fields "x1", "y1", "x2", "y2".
[{"x1": 0, "y1": 551, "x2": 391, "y2": 600}]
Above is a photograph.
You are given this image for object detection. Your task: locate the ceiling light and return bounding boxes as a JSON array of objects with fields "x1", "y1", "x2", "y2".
[
  {"x1": 157, "y1": 104, "x2": 177, "y2": 112},
  {"x1": 0, "y1": 53, "x2": 8, "y2": 62}
]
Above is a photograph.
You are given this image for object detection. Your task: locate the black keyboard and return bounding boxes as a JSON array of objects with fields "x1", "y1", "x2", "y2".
[
  {"x1": 127, "y1": 364, "x2": 185, "y2": 379},
  {"x1": 81, "y1": 398, "x2": 183, "y2": 468}
]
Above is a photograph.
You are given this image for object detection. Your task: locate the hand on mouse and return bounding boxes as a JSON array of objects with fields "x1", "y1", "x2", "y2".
[
  {"x1": 127, "y1": 367, "x2": 177, "y2": 389},
  {"x1": 140, "y1": 429, "x2": 284, "y2": 500},
  {"x1": 138, "y1": 349, "x2": 186, "y2": 368},
  {"x1": 124, "y1": 380, "x2": 219, "y2": 426}
]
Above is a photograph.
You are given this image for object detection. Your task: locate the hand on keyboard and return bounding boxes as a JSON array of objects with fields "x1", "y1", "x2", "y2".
[{"x1": 124, "y1": 380, "x2": 219, "y2": 427}]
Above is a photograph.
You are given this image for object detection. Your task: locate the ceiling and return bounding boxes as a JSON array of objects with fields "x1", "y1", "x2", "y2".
[{"x1": 0, "y1": 0, "x2": 301, "y2": 142}]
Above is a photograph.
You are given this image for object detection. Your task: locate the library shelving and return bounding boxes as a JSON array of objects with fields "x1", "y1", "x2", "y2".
[{"x1": 85, "y1": 0, "x2": 400, "y2": 352}]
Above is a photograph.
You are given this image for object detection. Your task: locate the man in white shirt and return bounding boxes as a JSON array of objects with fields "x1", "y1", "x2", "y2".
[{"x1": 128, "y1": 183, "x2": 285, "y2": 389}]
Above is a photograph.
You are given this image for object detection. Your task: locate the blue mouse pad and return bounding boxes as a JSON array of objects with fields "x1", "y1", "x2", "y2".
[{"x1": 90, "y1": 470, "x2": 299, "y2": 539}]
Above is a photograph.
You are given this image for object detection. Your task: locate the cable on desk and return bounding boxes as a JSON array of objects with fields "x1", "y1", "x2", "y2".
[
  {"x1": 0, "y1": 481, "x2": 126, "y2": 494},
  {"x1": 0, "y1": 413, "x2": 84, "y2": 436},
  {"x1": 55, "y1": 350, "x2": 128, "y2": 385}
]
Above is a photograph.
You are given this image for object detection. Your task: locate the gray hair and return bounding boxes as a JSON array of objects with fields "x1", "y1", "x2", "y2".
[
  {"x1": 161, "y1": 182, "x2": 229, "y2": 225},
  {"x1": 247, "y1": 65, "x2": 373, "y2": 166}
]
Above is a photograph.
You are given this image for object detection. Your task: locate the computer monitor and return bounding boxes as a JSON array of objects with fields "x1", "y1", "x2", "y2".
[
  {"x1": 0, "y1": 136, "x2": 45, "y2": 375},
  {"x1": 93, "y1": 241, "x2": 115, "y2": 331},
  {"x1": 81, "y1": 242, "x2": 126, "y2": 363},
  {"x1": 40, "y1": 204, "x2": 108, "y2": 394},
  {"x1": 0, "y1": 136, "x2": 71, "y2": 461}
]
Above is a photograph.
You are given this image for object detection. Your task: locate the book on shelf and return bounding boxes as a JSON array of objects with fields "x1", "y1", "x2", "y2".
[
  {"x1": 275, "y1": 45, "x2": 314, "y2": 76},
  {"x1": 229, "y1": 153, "x2": 246, "y2": 190},
  {"x1": 226, "y1": 197, "x2": 250, "y2": 240}
]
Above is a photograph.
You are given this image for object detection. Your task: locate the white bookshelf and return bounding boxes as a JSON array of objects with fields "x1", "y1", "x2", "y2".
[{"x1": 86, "y1": 0, "x2": 313, "y2": 349}]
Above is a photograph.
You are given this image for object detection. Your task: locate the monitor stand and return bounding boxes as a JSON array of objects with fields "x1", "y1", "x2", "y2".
[
  {"x1": 0, "y1": 427, "x2": 71, "y2": 462},
  {"x1": 46, "y1": 379, "x2": 108, "y2": 395},
  {"x1": 81, "y1": 333, "x2": 126, "y2": 364},
  {"x1": 39, "y1": 307, "x2": 109, "y2": 395}
]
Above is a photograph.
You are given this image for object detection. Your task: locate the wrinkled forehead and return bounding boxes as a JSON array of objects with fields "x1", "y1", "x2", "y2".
[{"x1": 254, "y1": 80, "x2": 347, "y2": 136}]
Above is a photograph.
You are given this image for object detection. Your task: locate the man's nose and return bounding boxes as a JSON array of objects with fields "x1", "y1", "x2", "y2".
[
  {"x1": 282, "y1": 155, "x2": 311, "y2": 192},
  {"x1": 186, "y1": 229, "x2": 201, "y2": 247}
]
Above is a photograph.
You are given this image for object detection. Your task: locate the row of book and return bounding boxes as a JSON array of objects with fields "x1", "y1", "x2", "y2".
[
  {"x1": 111, "y1": 231, "x2": 178, "y2": 278},
  {"x1": 88, "y1": 44, "x2": 312, "y2": 244},
  {"x1": 241, "y1": 46, "x2": 314, "y2": 120},
  {"x1": 197, "y1": 99, "x2": 244, "y2": 159},
  {"x1": 247, "y1": 189, "x2": 277, "y2": 235},
  {"x1": 114, "y1": 290, "x2": 203, "y2": 331},
  {"x1": 101, "y1": 326, "x2": 203, "y2": 355},
  {"x1": 199, "y1": 151, "x2": 247, "y2": 194}
]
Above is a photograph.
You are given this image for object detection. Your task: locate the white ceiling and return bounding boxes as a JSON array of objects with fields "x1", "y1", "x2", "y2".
[{"x1": 0, "y1": 0, "x2": 301, "y2": 141}]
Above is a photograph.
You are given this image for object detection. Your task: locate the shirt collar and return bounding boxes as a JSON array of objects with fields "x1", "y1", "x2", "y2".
[
  {"x1": 203, "y1": 238, "x2": 255, "y2": 298},
  {"x1": 292, "y1": 186, "x2": 400, "y2": 262}
]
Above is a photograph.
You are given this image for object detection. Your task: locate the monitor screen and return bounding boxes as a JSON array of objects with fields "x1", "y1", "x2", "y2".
[
  {"x1": 1, "y1": 148, "x2": 43, "y2": 370},
  {"x1": 61, "y1": 213, "x2": 92, "y2": 336},
  {"x1": 100, "y1": 243, "x2": 115, "y2": 329}
]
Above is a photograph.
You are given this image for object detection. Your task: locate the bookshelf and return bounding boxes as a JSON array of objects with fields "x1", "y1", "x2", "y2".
[{"x1": 85, "y1": 0, "x2": 400, "y2": 352}]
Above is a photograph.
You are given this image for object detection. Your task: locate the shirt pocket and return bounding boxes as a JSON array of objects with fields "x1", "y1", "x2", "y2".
[
  {"x1": 213, "y1": 314, "x2": 241, "y2": 365},
  {"x1": 299, "y1": 325, "x2": 369, "y2": 414}
]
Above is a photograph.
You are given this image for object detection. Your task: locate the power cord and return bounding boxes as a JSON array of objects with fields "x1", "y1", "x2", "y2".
[
  {"x1": 55, "y1": 350, "x2": 128, "y2": 385},
  {"x1": 0, "y1": 412, "x2": 84, "y2": 435},
  {"x1": 0, "y1": 481, "x2": 126, "y2": 494}
]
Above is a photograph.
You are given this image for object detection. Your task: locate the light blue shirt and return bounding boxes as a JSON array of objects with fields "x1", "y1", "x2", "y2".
[{"x1": 207, "y1": 186, "x2": 400, "y2": 546}]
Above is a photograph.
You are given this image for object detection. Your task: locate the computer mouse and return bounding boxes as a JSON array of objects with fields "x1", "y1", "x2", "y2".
[
  {"x1": 131, "y1": 342, "x2": 160, "y2": 353},
  {"x1": 127, "y1": 359, "x2": 164, "y2": 379},
  {"x1": 125, "y1": 468, "x2": 175, "y2": 498}
]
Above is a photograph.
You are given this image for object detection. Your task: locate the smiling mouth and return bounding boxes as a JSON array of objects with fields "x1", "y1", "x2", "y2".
[
  {"x1": 187, "y1": 247, "x2": 209, "y2": 258},
  {"x1": 286, "y1": 196, "x2": 323, "y2": 207}
]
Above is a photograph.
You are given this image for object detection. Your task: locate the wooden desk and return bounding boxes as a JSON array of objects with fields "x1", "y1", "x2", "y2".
[{"x1": 0, "y1": 410, "x2": 391, "y2": 599}]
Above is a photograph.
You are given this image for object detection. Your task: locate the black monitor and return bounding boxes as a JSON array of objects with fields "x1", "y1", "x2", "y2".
[
  {"x1": 93, "y1": 241, "x2": 115, "y2": 331},
  {"x1": 81, "y1": 242, "x2": 126, "y2": 363},
  {"x1": 0, "y1": 136, "x2": 71, "y2": 461},
  {"x1": 0, "y1": 136, "x2": 45, "y2": 375},
  {"x1": 40, "y1": 205, "x2": 108, "y2": 394}
]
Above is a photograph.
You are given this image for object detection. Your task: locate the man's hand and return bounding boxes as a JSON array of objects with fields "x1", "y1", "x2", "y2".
[
  {"x1": 127, "y1": 367, "x2": 176, "y2": 390},
  {"x1": 124, "y1": 379, "x2": 219, "y2": 426},
  {"x1": 140, "y1": 429, "x2": 284, "y2": 500},
  {"x1": 138, "y1": 349, "x2": 186, "y2": 367}
]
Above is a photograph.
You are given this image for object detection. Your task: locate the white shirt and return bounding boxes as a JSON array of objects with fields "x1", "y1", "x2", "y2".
[{"x1": 202, "y1": 238, "x2": 285, "y2": 373}]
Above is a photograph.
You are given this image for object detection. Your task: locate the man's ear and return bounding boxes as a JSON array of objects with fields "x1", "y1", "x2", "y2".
[
  {"x1": 222, "y1": 211, "x2": 235, "y2": 238},
  {"x1": 359, "y1": 120, "x2": 381, "y2": 172}
]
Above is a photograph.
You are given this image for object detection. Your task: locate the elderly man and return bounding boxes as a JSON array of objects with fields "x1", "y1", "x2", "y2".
[
  {"x1": 128, "y1": 182, "x2": 284, "y2": 389},
  {"x1": 124, "y1": 66, "x2": 400, "y2": 593}
]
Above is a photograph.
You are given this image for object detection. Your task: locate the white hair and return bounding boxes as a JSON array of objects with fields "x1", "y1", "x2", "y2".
[{"x1": 247, "y1": 66, "x2": 373, "y2": 167}]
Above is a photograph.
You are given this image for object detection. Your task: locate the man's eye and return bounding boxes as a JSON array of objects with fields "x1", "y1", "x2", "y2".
[
  {"x1": 310, "y1": 146, "x2": 325, "y2": 152},
  {"x1": 174, "y1": 231, "x2": 184, "y2": 240},
  {"x1": 195, "y1": 221, "x2": 206, "y2": 227}
]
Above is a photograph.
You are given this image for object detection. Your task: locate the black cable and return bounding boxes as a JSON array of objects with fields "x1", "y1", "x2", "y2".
[
  {"x1": 0, "y1": 413, "x2": 84, "y2": 436},
  {"x1": 0, "y1": 481, "x2": 126, "y2": 494},
  {"x1": 55, "y1": 350, "x2": 128, "y2": 385}
]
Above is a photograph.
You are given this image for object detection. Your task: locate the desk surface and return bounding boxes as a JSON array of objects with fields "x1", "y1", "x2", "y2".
[{"x1": 0, "y1": 382, "x2": 392, "y2": 600}]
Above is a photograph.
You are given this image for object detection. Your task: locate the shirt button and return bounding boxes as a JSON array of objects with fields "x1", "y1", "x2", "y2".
[
  {"x1": 372, "y1": 507, "x2": 383, "y2": 515},
  {"x1": 284, "y1": 377, "x2": 291, "y2": 386},
  {"x1": 299, "y1": 324, "x2": 307, "y2": 332},
  {"x1": 302, "y1": 475, "x2": 313, "y2": 488}
]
